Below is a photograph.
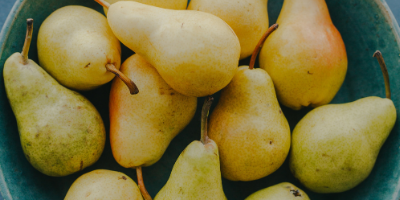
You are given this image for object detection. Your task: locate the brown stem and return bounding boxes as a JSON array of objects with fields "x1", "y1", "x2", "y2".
[
  {"x1": 201, "y1": 96, "x2": 214, "y2": 144},
  {"x1": 373, "y1": 51, "x2": 391, "y2": 99},
  {"x1": 94, "y1": 0, "x2": 111, "y2": 9},
  {"x1": 106, "y1": 64, "x2": 139, "y2": 95},
  {"x1": 136, "y1": 167, "x2": 152, "y2": 200},
  {"x1": 21, "y1": 18, "x2": 34, "y2": 65},
  {"x1": 249, "y1": 24, "x2": 279, "y2": 70}
]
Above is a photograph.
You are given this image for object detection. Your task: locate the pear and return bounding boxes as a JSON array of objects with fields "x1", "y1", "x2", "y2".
[
  {"x1": 245, "y1": 182, "x2": 310, "y2": 200},
  {"x1": 103, "y1": 0, "x2": 188, "y2": 15},
  {"x1": 259, "y1": 0, "x2": 347, "y2": 110},
  {"x1": 208, "y1": 25, "x2": 291, "y2": 181},
  {"x1": 289, "y1": 51, "x2": 396, "y2": 193},
  {"x1": 3, "y1": 19, "x2": 105, "y2": 177},
  {"x1": 154, "y1": 97, "x2": 227, "y2": 200},
  {"x1": 38, "y1": 6, "x2": 138, "y2": 94},
  {"x1": 188, "y1": 0, "x2": 269, "y2": 59},
  {"x1": 65, "y1": 169, "x2": 143, "y2": 200},
  {"x1": 95, "y1": 0, "x2": 240, "y2": 97}
]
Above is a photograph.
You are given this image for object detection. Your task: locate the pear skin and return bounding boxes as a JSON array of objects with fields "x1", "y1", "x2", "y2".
[
  {"x1": 105, "y1": 1, "x2": 240, "y2": 97},
  {"x1": 259, "y1": 0, "x2": 347, "y2": 110},
  {"x1": 3, "y1": 20, "x2": 105, "y2": 176},
  {"x1": 104, "y1": 0, "x2": 188, "y2": 15},
  {"x1": 290, "y1": 97, "x2": 396, "y2": 193},
  {"x1": 65, "y1": 170, "x2": 143, "y2": 200},
  {"x1": 154, "y1": 141, "x2": 227, "y2": 200},
  {"x1": 37, "y1": 6, "x2": 121, "y2": 91},
  {"x1": 188, "y1": 0, "x2": 269, "y2": 59},
  {"x1": 245, "y1": 182, "x2": 310, "y2": 200},
  {"x1": 109, "y1": 54, "x2": 197, "y2": 168},
  {"x1": 208, "y1": 66, "x2": 291, "y2": 181}
]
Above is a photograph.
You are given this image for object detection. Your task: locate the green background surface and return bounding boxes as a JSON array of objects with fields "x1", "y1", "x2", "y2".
[{"x1": 0, "y1": 0, "x2": 400, "y2": 199}]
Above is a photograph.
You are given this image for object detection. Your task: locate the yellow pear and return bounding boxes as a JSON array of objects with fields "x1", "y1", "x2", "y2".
[
  {"x1": 188, "y1": 0, "x2": 268, "y2": 59},
  {"x1": 65, "y1": 170, "x2": 143, "y2": 200},
  {"x1": 103, "y1": 0, "x2": 187, "y2": 15},
  {"x1": 245, "y1": 182, "x2": 310, "y2": 200},
  {"x1": 208, "y1": 25, "x2": 291, "y2": 181},
  {"x1": 38, "y1": 6, "x2": 137, "y2": 93},
  {"x1": 259, "y1": 0, "x2": 347, "y2": 110},
  {"x1": 96, "y1": 0, "x2": 240, "y2": 97}
]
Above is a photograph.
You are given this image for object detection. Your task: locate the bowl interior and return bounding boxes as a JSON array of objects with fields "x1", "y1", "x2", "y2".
[{"x1": 1, "y1": 0, "x2": 400, "y2": 199}]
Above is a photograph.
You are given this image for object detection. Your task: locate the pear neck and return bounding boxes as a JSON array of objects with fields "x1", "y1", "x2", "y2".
[{"x1": 277, "y1": 0, "x2": 332, "y2": 25}]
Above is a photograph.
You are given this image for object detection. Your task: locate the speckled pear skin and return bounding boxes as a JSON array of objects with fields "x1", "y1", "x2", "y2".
[
  {"x1": 104, "y1": 0, "x2": 188, "y2": 15},
  {"x1": 37, "y1": 6, "x2": 121, "y2": 91},
  {"x1": 109, "y1": 54, "x2": 197, "y2": 168},
  {"x1": 154, "y1": 140, "x2": 227, "y2": 200},
  {"x1": 107, "y1": 1, "x2": 240, "y2": 97},
  {"x1": 208, "y1": 66, "x2": 291, "y2": 181},
  {"x1": 290, "y1": 97, "x2": 396, "y2": 193},
  {"x1": 3, "y1": 53, "x2": 106, "y2": 177},
  {"x1": 245, "y1": 182, "x2": 310, "y2": 200},
  {"x1": 65, "y1": 169, "x2": 143, "y2": 200},
  {"x1": 188, "y1": 0, "x2": 268, "y2": 60},
  {"x1": 259, "y1": 0, "x2": 347, "y2": 110}
]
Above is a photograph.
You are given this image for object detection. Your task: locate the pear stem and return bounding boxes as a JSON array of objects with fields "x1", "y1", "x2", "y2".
[
  {"x1": 373, "y1": 51, "x2": 391, "y2": 99},
  {"x1": 21, "y1": 18, "x2": 34, "y2": 65},
  {"x1": 201, "y1": 96, "x2": 214, "y2": 145},
  {"x1": 249, "y1": 24, "x2": 279, "y2": 70},
  {"x1": 136, "y1": 167, "x2": 152, "y2": 200},
  {"x1": 94, "y1": 0, "x2": 110, "y2": 9},
  {"x1": 106, "y1": 64, "x2": 139, "y2": 95}
]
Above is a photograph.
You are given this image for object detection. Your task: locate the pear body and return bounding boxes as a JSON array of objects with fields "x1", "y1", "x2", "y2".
[
  {"x1": 107, "y1": 2, "x2": 240, "y2": 97},
  {"x1": 37, "y1": 5, "x2": 121, "y2": 90},
  {"x1": 110, "y1": 54, "x2": 197, "y2": 168},
  {"x1": 290, "y1": 97, "x2": 396, "y2": 193},
  {"x1": 104, "y1": 0, "x2": 187, "y2": 14},
  {"x1": 65, "y1": 169, "x2": 143, "y2": 200},
  {"x1": 208, "y1": 66, "x2": 291, "y2": 181},
  {"x1": 188, "y1": 0, "x2": 268, "y2": 59},
  {"x1": 259, "y1": 0, "x2": 347, "y2": 110},
  {"x1": 154, "y1": 140, "x2": 227, "y2": 200},
  {"x1": 245, "y1": 182, "x2": 310, "y2": 200},
  {"x1": 3, "y1": 53, "x2": 105, "y2": 177}
]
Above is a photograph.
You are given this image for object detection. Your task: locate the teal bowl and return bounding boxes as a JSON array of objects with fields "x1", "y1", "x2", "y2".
[{"x1": 1, "y1": 0, "x2": 400, "y2": 199}]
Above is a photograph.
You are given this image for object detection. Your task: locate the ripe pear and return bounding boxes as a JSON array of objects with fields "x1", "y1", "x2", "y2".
[
  {"x1": 3, "y1": 19, "x2": 105, "y2": 177},
  {"x1": 188, "y1": 0, "x2": 268, "y2": 59},
  {"x1": 289, "y1": 51, "x2": 396, "y2": 193},
  {"x1": 109, "y1": 54, "x2": 197, "y2": 168},
  {"x1": 154, "y1": 97, "x2": 227, "y2": 200},
  {"x1": 65, "y1": 169, "x2": 143, "y2": 200},
  {"x1": 96, "y1": 0, "x2": 240, "y2": 97},
  {"x1": 245, "y1": 182, "x2": 310, "y2": 200},
  {"x1": 259, "y1": 0, "x2": 347, "y2": 110},
  {"x1": 38, "y1": 6, "x2": 137, "y2": 93},
  {"x1": 208, "y1": 25, "x2": 291, "y2": 181},
  {"x1": 103, "y1": 0, "x2": 187, "y2": 15}
]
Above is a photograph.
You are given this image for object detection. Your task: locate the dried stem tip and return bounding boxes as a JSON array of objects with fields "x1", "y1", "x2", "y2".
[
  {"x1": 136, "y1": 167, "x2": 152, "y2": 200},
  {"x1": 94, "y1": 0, "x2": 111, "y2": 9},
  {"x1": 22, "y1": 18, "x2": 34, "y2": 65},
  {"x1": 373, "y1": 50, "x2": 391, "y2": 99},
  {"x1": 106, "y1": 64, "x2": 139, "y2": 95},
  {"x1": 249, "y1": 24, "x2": 279, "y2": 70},
  {"x1": 201, "y1": 96, "x2": 214, "y2": 145}
]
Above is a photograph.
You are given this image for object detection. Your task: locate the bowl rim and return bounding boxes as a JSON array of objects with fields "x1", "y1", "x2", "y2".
[{"x1": 0, "y1": 0, "x2": 400, "y2": 199}]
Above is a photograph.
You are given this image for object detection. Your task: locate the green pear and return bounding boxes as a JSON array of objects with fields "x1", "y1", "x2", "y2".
[
  {"x1": 259, "y1": 0, "x2": 347, "y2": 110},
  {"x1": 65, "y1": 169, "x2": 143, "y2": 200},
  {"x1": 289, "y1": 51, "x2": 396, "y2": 193},
  {"x1": 155, "y1": 97, "x2": 227, "y2": 200},
  {"x1": 208, "y1": 25, "x2": 291, "y2": 181},
  {"x1": 3, "y1": 19, "x2": 105, "y2": 177},
  {"x1": 103, "y1": 0, "x2": 188, "y2": 15},
  {"x1": 96, "y1": 0, "x2": 240, "y2": 97},
  {"x1": 109, "y1": 54, "x2": 197, "y2": 168},
  {"x1": 188, "y1": 0, "x2": 269, "y2": 59},
  {"x1": 38, "y1": 6, "x2": 137, "y2": 93},
  {"x1": 245, "y1": 182, "x2": 310, "y2": 200}
]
